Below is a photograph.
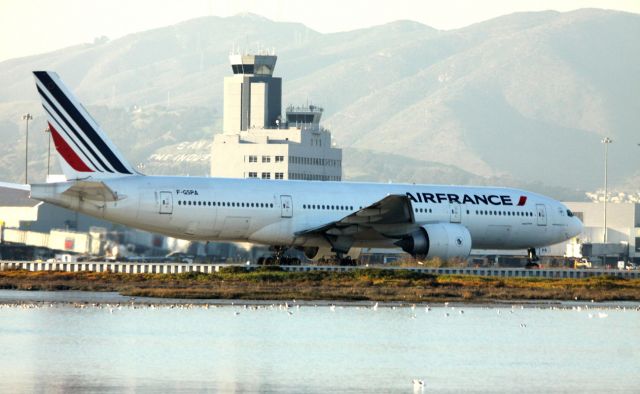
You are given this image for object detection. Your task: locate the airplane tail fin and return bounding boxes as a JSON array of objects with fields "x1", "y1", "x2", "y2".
[{"x1": 33, "y1": 71, "x2": 138, "y2": 181}]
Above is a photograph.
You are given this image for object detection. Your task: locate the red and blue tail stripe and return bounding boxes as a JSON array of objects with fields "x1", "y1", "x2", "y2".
[{"x1": 33, "y1": 71, "x2": 136, "y2": 179}]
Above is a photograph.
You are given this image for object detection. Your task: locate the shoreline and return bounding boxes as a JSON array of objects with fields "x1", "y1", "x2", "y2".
[
  {"x1": 0, "y1": 290, "x2": 639, "y2": 309},
  {"x1": 0, "y1": 267, "x2": 639, "y2": 304}
]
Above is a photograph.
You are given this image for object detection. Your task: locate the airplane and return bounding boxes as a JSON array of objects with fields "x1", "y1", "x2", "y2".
[{"x1": 10, "y1": 71, "x2": 583, "y2": 265}]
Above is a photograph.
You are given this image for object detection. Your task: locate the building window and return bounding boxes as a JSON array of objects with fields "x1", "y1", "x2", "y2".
[
  {"x1": 248, "y1": 172, "x2": 257, "y2": 178},
  {"x1": 275, "y1": 156, "x2": 284, "y2": 163},
  {"x1": 275, "y1": 172, "x2": 284, "y2": 180},
  {"x1": 262, "y1": 156, "x2": 271, "y2": 163},
  {"x1": 248, "y1": 155, "x2": 257, "y2": 163},
  {"x1": 261, "y1": 172, "x2": 271, "y2": 179}
]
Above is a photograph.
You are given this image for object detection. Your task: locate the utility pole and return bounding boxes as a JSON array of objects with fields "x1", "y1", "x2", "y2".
[
  {"x1": 601, "y1": 137, "x2": 612, "y2": 244},
  {"x1": 45, "y1": 125, "x2": 51, "y2": 177},
  {"x1": 22, "y1": 113, "x2": 33, "y2": 184}
]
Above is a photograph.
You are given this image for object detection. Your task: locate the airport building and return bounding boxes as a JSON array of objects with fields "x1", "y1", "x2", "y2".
[{"x1": 211, "y1": 53, "x2": 342, "y2": 181}]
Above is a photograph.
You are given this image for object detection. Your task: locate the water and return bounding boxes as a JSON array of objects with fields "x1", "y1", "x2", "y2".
[{"x1": 0, "y1": 291, "x2": 638, "y2": 393}]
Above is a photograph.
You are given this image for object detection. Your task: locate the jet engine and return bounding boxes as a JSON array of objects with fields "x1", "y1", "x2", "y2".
[
  {"x1": 303, "y1": 246, "x2": 333, "y2": 261},
  {"x1": 394, "y1": 223, "x2": 472, "y2": 260}
]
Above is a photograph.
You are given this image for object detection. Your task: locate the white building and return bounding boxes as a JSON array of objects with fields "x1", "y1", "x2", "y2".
[{"x1": 211, "y1": 53, "x2": 342, "y2": 181}]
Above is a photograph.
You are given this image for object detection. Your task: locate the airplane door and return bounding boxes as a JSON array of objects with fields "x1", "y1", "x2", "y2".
[
  {"x1": 280, "y1": 195, "x2": 293, "y2": 218},
  {"x1": 159, "y1": 191, "x2": 173, "y2": 214},
  {"x1": 536, "y1": 204, "x2": 547, "y2": 226},
  {"x1": 450, "y1": 204, "x2": 461, "y2": 223}
]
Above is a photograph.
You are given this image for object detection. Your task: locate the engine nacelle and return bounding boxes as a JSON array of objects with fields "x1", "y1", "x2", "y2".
[
  {"x1": 303, "y1": 246, "x2": 333, "y2": 261},
  {"x1": 395, "y1": 223, "x2": 472, "y2": 260}
]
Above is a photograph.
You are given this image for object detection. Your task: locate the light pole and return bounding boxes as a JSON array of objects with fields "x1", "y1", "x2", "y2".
[
  {"x1": 22, "y1": 113, "x2": 33, "y2": 184},
  {"x1": 601, "y1": 137, "x2": 612, "y2": 244},
  {"x1": 45, "y1": 125, "x2": 51, "y2": 177}
]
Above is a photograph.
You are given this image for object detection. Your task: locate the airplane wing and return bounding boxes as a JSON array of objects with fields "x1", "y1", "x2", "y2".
[{"x1": 296, "y1": 194, "x2": 415, "y2": 239}]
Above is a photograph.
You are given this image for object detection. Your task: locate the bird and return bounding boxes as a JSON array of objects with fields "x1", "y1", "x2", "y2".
[
  {"x1": 234, "y1": 311, "x2": 240, "y2": 316},
  {"x1": 373, "y1": 302, "x2": 379, "y2": 311},
  {"x1": 412, "y1": 379, "x2": 425, "y2": 392}
]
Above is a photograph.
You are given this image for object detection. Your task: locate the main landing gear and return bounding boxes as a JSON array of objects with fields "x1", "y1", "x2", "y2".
[
  {"x1": 334, "y1": 253, "x2": 357, "y2": 266},
  {"x1": 525, "y1": 247, "x2": 540, "y2": 269},
  {"x1": 256, "y1": 246, "x2": 301, "y2": 265}
]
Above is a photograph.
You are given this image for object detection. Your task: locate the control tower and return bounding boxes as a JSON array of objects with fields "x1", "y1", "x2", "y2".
[
  {"x1": 223, "y1": 53, "x2": 282, "y2": 132},
  {"x1": 212, "y1": 52, "x2": 342, "y2": 181}
]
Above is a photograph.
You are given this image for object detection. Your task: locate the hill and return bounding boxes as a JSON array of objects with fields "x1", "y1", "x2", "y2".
[{"x1": 0, "y1": 9, "x2": 637, "y2": 196}]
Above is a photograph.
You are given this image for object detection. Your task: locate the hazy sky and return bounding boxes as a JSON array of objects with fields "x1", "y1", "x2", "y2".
[{"x1": 1, "y1": 0, "x2": 639, "y2": 62}]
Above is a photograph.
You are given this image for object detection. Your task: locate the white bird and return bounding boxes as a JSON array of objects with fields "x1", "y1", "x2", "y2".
[
  {"x1": 329, "y1": 305, "x2": 336, "y2": 312},
  {"x1": 459, "y1": 310, "x2": 464, "y2": 315},
  {"x1": 373, "y1": 302, "x2": 379, "y2": 311},
  {"x1": 598, "y1": 312, "x2": 608, "y2": 319},
  {"x1": 234, "y1": 311, "x2": 240, "y2": 316},
  {"x1": 520, "y1": 323, "x2": 527, "y2": 328},
  {"x1": 412, "y1": 379, "x2": 425, "y2": 391}
]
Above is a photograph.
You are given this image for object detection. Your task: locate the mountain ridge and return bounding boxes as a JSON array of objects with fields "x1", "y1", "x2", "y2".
[{"x1": 0, "y1": 9, "x2": 637, "y2": 198}]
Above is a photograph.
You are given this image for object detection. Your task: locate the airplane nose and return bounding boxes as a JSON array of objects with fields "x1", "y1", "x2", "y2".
[{"x1": 569, "y1": 217, "x2": 583, "y2": 238}]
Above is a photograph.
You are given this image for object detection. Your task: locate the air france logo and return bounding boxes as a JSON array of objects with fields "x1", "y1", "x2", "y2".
[{"x1": 406, "y1": 192, "x2": 527, "y2": 206}]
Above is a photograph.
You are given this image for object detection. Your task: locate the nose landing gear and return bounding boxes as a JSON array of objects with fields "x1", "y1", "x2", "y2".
[{"x1": 525, "y1": 247, "x2": 540, "y2": 269}]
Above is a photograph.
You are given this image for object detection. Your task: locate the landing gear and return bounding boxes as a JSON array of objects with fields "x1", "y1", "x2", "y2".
[
  {"x1": 525, "y1": 247, "x2": 540, "y2": 269},
  {"x1": 339, "y1": 256, "x2": 357, "y2": 266},
  {"x1": 334, "y1": 253, "x2": 357, "y2": 266},
  {"x1": 256, "y1": 246, "x2": 301, "y2": 265}
]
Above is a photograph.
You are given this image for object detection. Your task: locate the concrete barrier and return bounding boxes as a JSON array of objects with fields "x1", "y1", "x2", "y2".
[{"x1": 0, "y1": 261, "x2": 638, "y2": 279}]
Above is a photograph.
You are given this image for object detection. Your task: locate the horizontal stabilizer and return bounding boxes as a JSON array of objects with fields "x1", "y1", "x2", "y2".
[
  {"x1": 31, "y1": 181, "x2": 124, "y2": 202},
  {"x1": 0, "y1": 181, "x2": 31, "y2": 192}
]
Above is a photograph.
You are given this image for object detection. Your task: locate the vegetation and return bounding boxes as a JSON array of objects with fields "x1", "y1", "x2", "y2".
[{"x1": 0, "y1": 268, "x2": 638, "y2": 303}]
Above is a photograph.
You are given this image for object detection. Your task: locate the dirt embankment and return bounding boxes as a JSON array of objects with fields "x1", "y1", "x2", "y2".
[{"x1": 0, "y1": 267, "x2": 639, "y2": 303}]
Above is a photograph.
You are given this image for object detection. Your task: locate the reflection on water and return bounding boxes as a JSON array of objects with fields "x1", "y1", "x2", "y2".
[{"x1": 0, "y1": 290, "x2": 638, "y2": 393}]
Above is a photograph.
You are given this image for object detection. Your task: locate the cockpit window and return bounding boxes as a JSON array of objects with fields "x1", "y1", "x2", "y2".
[{"x1": 567, "y1": 210, "x2": 574, "y2": 217}]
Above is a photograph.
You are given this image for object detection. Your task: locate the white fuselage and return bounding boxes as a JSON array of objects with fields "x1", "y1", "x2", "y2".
[{"x1": 32, "y1": 175, "x2": 582, "y2": 251}]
